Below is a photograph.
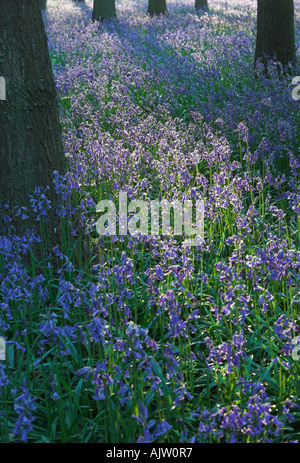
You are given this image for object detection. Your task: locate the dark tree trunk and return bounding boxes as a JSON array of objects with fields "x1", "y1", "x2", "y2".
[
  {"x1": 0, "y1": 1, "x2": 65, "y2": 234},
  {"x1": 40, "y1": 0, "x2": 47, "y2": 10},
  {"x1": 195, "y1": 0, "x2": 208, "y2": 10},
  {"x1": 148, "y1": 0, "x2": 166, "y2": 16},
  {"x1": 92, "y1": 0, "x2": 116, "y2": 21},
  {"x1": 254, "y1": 0, "x2": 296, "y2": 70}
]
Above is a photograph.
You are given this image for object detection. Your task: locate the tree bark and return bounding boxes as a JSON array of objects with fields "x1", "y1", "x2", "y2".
[
  {"x1": 254, "y1": 0, "x2": 296, "y2": 70},
  {"x1": 92, "y1": 0, "x2": 116, "y2": 21},
  {"x1": 0, "y1": 1, "x2": 65, "y2": 234},
  {"x1": 148, "y1": 0, "x2": 166, "y2": 16},
  {"x1": 40, "y1": 0, "x2": 47, "y2": 10},
  {"x1": 195, "y1": 0, "x2": 208, "y2": 10}
]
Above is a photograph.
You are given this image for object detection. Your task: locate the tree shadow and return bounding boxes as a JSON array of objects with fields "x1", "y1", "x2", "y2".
[{"x1": 72, "y1": 0, "x2": 92, "y2": 17}]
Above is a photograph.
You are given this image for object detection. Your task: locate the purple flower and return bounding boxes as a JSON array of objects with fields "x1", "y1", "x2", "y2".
[{"x1": 12, "y1": 379, "x2": 36, "y2": 442}]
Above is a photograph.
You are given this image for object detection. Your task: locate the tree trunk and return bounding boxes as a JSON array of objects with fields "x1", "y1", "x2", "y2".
[
  {"x1": 195, "y1": 0, "x2": 208, "y2": 10},
  {"x1": 254, "y1": 0, "x2": 296, "y2": 70},
  {"x1": 148, "y1": 0, "x2": 166, "y2": 16},
  {"x1": 0, "y1": 1, "x2": 65, "y2": 234},
  {"x1": 92, "y1": 0, "x2": 116, "y2": 21},
  {"x1": 40, "y1": 0, "x2": 47, "y2": 10}
]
